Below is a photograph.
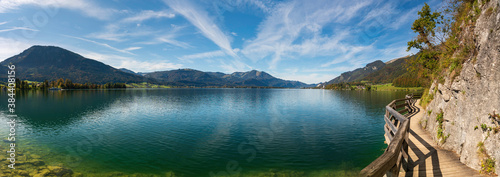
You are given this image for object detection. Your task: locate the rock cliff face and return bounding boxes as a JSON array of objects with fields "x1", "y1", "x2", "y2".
[{"x1": 421, "y1": 0, "x2": 500, "y2": 173}]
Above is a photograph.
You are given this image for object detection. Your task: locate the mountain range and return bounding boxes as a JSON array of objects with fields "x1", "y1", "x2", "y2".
[
  {"x1": 318, "y1": 55, "x2": 412, "y2": 87},
  {"x1": 0, "y1": 46, "x2": 313, "y2": 88},
  {"x1": 141, "y1": 69, "x2": 311, "y2": 87}
]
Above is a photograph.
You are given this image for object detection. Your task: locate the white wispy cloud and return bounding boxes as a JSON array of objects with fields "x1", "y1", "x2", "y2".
[
  {"x1": 320, "y1": 45, "x2": 374, "y2": 67},
  {"x1": 88, "y1": 10, "x2": 177, "y2": 42},
  {"x1": 179, "y1": 50, "x2": 226, "y2": 60},
  {"x1": 87, "y1": 24, "x2": 159, "y2": 42},
  {"x1": 219, "y1": 59, "x2": 251, "y2": 73},
  {"x1": 62, "y1": 34, "x2": 134, "y2": 55},
  {"x1": 0, "y1": 0, "x2": 116, "y2": 20},
  {"x1": 242, "y1": 0, "x2": 373, "y2": 69},
  {"x1": 378, "y1": 43, "x2": 412, "y2": 61},
  {"x1": 119, "y1": 60, "x2": 183, "y2": 72},
  {"x1": 390, "y1": 7, "x2": 419, "y2": 30},
  {"x1": 156, "y1": 36, "x2": 191, "y2": 48},
  {"x1": 335, "y1": 0, "x2": 373, "y2": 23},
  {"x1": 164, "y1": 0, "x2": 237, "y2": 57},
  {"x1": 0, "y1": 21, "x2": 7, "y2": 26},
  {"x1": 210, "y1": 0, "x2": 276, "y2": 14},
  {"x1": 139, "y1": 34, "x2": 191, "y2": 49},
  {"x1": 134, "y1": 24, "x2": 191, "y2": 48},
  {"x1": 122, "y1": 10, "x2": 175, "y2": 23},
  {"x1": 0, "y1": 27, "x2": 39, "y2": 33},
  {"x1": 271, "y1": 71, "x2": 337, "y2": 84},
  {"x1": 0, "y1": 37, "x2": 32, "y2": 60},
  {"x1": 245, "y1": 0, "x2": 275, "y2": 13},
  {"x1": 359, "y1": 3, "x2": 395, "y2": 25},
  {"x1": 124, "y1": 47, "x2": 142, "y2": 51},
  {"x1": 359, "y1": 2, "x2": 418, "y2": 30}
]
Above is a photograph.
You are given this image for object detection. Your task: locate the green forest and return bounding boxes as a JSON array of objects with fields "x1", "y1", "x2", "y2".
[{"x1": 11, "y1": 78, "x2": 127, "y2": 90}]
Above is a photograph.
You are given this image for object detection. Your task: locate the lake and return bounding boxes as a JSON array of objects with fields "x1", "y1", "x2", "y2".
[{"x1": 0, "y1": 89, "x2": 411, "y2": 176}]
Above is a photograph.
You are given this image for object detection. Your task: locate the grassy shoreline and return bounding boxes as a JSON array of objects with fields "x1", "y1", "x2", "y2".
[{"x1": 371, "y1": 83, "x2": 424, "y2": 92}]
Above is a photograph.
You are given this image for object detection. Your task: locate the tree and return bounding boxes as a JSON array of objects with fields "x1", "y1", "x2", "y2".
[
  {"x1": 407, "y1": 3, "x2": 443, "y2": 51},
  {"x1": 43, "y1": 80, "x2": 49, "y2": 90},
  {"x1": 56, "y1": 78, "x2": 64, "y2": 88},
  {"x1": 405, "y1": 3, "x2": 444, "y2": 86},
  {"x1": 64, "y1": 79, "x2": 73, "y2": 89}
]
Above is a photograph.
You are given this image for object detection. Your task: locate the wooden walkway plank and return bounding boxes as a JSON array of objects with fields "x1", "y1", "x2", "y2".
[{"x1": 401, "y1": 100, "x2": 486, "y2": 177}]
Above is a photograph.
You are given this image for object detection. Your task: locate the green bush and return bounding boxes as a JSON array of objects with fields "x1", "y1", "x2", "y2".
[
  {"x1": 477, "y1": 141, "x2": 485, "y2": 154},
  {"x1": 436, "y1": 112, "x2": 444, "y2": 124},
  {"x1": 481, "y1": 124, "x2": 488, "y2": 131},
  {"x1": 481, "y1": 158, "x2": 496, "y2": 174},
  {"x1": 436, "y1": 111, "x2": 447, "y2": 143},
  {"x1": 486, "y1": 7, "x2": 494, "y2": 16},
  {"x1": 420, "y1": 88, "x2": 434, "y2": 108}
]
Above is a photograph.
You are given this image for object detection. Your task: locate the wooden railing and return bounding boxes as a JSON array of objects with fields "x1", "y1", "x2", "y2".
[{"x1": 360, "y1": 93, "x2": 421, "y2": 177}]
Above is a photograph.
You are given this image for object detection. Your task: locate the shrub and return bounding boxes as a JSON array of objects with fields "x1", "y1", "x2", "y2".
[
  {"x1": 436, "y1": 112, "x2": 444, "y2": 124},
  {"x1": 486, "y1": 7, "x2": 494, "y2": 16},
  {"x1": 477, "y1": 141, "x2": 485, "y2": 154},
  {"x1": 481, "y1": 158, "x2": 496, "y2": 174},
  {"x1": 481, "y1": 124, "x2": 488, "y2": 131},
  {"x1": 436, "y1": 111, "x2": 446, "y2": 143},
  {"x1": 420, "y1": 88, "x2": 434, "y2": 108}
]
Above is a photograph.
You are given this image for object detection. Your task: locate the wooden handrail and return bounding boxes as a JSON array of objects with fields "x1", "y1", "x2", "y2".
[
  {"x1": 360, "y1": 94, "x2": 419, "y2": 177},
  {"x1": 360, "y1": 120, "x2": 410, "y2": 176}
]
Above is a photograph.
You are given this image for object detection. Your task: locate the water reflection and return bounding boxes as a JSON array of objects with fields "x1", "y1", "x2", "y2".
[
  {"x1": 10, "y1": 90, "x2": 123, "y2": 128},
  {"x1": 0, "y1": 89, "x2": 412, "y2": 176}
]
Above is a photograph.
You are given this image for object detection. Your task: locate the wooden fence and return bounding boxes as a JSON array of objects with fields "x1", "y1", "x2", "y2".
[{"x1": 360, "y1": 94, "x2": 421, "y2": 177}]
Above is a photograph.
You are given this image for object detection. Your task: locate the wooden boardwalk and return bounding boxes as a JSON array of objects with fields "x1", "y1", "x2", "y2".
[{"x1": 401, "y1": 100, "x2": 485, "y2": 177}]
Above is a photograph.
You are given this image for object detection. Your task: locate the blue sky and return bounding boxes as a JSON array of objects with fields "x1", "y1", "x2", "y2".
[{"x1": 0, "y1": 0, "x2": 440, "y2": 84}]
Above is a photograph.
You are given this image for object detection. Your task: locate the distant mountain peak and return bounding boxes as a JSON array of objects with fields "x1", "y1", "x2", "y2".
[
  {"x1": 23, "y1": 45, "x2": 80, "y2": 56},
  {"x1": 119, "y1": 68, "x2": 136, "y2": 75},
  {"x1": 179, "y1": 68, "x2": 197, "y2": 71},
  {"x1": 228, "y1": 70, "x2": 274, "y2": 80},
  {"x1": 385, "y1": 56, "x2": 407, "y2": 64},
  {"x1": 363, "y1": 60, "x2": 384, "y2": 71},
  {"x1": 1, "y1": 45, "x2": 147, "y2": 84}
]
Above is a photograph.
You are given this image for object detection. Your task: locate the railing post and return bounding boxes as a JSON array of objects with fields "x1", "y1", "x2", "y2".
[
  {"x1": 403, "y1": 94, "x2": 414, "y2": 171},
  {"x1": 403, "y1": 114, "x2": 410, "y2": 172}
]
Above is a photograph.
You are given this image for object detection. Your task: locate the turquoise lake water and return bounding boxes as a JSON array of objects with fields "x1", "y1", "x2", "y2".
[{"x1": 0, "y1": 89, "x2": 411, "y2": 176}]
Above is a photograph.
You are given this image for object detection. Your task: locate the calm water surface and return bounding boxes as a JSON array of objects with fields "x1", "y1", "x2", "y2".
[{"x1": 0, "y1": 89, "x2": 411, "y2": 176}]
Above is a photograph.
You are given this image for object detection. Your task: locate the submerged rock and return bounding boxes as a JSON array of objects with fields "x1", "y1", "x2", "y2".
[
  {"x1": 33, "y1": 169, "x2": 51, "y2": 177},
  {"x1": 15, "y1": 170, "x2": 30, "y2": 177},
  {"x1": 29, "y1": 159, "x2": 45, "y2": 166},
  {"x1": 30, "y1": 154, "x2": 42, "y2": 159},
  {"x1": 47, "y1": 166, "x2": 73, "y2": 176},
  {"x1": 165, "y1": 172, "x2": 177, "y2": 177}
]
